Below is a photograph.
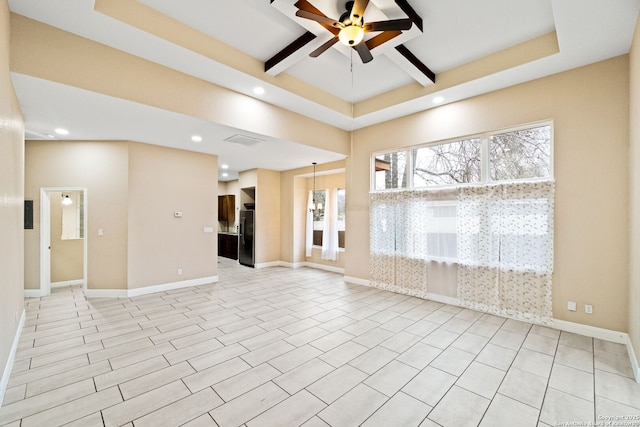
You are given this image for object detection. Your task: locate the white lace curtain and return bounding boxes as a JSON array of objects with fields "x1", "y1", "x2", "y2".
[
  {"x1": 305, "y1": 189, "x2": 339, "y2": 261},
  {"x1": 457, "y1": 181, "x2": 554, "y2": 322},
  {"x1": 369, "y1": 181, "x2": 554, "y2": 321},
  {"x1": 322, "y1": 188, "x2": 339, "y2": 261}
]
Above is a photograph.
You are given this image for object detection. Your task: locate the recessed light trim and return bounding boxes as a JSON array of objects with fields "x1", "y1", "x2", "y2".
[
  {"x1": 433, "y1": 96, "x2": 444, "y2": 104},
  {"x1": 222, "y1": 172, "x2": 229, "y2": 177},
  {"x1": 191, "y1": 135, "x2": 202, "y2": 143},
  {"x1": 54, "y1": 128, "x2": 69, "y2": 135},
  {"x1": 253, "y1": 86, "x2": 265, "y2": 95},
  {"x1": 221, "y1": 164, "x2": 229, "y2": 169}
]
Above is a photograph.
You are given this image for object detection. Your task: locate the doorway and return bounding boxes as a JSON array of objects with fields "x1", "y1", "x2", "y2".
[{"x1": 40, "y1": 188, "x2": 88, "y2": 296}]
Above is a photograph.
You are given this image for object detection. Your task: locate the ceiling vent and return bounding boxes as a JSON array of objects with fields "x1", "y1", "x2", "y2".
[{"x1": 223, "y1": 134, "x2": 265, "y2": 147}]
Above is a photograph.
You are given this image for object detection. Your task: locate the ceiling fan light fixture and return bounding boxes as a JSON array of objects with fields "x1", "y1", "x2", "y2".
[{"x1": 339, "y1": 25, "x2": 364, "y2": 46}]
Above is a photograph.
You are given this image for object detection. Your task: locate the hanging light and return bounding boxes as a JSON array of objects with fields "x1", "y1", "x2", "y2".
[
  {"x1": 310, "y1": 162, "x2": 323, "y2": 212},
  {"x1": 61, "y1": 194, "x2": 73, "y2": 206}
]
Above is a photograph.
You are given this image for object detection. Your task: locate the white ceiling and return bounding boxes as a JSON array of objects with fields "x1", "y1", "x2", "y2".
[{"x1": 8, "y1": 0, "x2": 640, "y2": 181}]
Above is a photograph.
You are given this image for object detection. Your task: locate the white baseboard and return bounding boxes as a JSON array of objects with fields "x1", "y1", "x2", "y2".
[
  {"x1": 23, "y1": 289, "x2": 42, "y2": 298},
  {"x1": 343, "y1": 276, "x2": 371, "y2": 287},
  {"x1": 84, "y1": 276, "x2": 219, "y2": 299},
  {"x1": 425, "y1": 292, "x2": 460, "y2": 307},
  {"x1": 550, "y1": 319, "x2": 628, "y2": 344},
  {"x1": 302, "y1": 262, "x2": 345, "y2": 274},
  {"x1": 627, "y1": 335, "x2": 640, "y2": 383},
  {"x1": 255, "y1": 262, "x2": 282, "y2": 269},
  {"x1": 51, "y1": 279, "x2": 84, "y2": 289},
  {"x1": 0, "y1": 309, "x2": 25, "y2": 408}
]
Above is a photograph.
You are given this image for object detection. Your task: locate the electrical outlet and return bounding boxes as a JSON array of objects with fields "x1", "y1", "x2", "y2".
[
  {"x1": 585, "y1": 304, "x2": 593, "y2": 314},
  {"x1": 567, "y1": 301, "x2": 577, "y2": 312},
  {"x1": 177, "y1": 268, "x2": 183, "y2": 275}
]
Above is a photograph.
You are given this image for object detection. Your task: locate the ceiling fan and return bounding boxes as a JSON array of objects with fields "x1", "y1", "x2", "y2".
[{"x1": 294, "y1": 0, "x2": 413, "y2": 63}]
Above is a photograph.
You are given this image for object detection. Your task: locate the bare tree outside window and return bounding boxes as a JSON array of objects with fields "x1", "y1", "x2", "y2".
[
  {"x1": 490, "y1": 125, "x2": 551, "y2": 181},
  {"x1": 413, "y1": 139, "x2": 482, "y2": 187},
  {"x1": 375, "y1": 151, "x2": 408, "y2": 190}
]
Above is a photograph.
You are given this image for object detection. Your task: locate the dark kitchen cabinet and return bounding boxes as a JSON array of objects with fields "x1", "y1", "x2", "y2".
[{"x1": 218, "y1": 233, "x2": 238, "y2": 260}]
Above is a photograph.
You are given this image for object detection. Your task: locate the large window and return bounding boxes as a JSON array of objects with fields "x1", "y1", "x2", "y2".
[
  {"x1": 312, "y1": 189, "x2": 346, "y2": 248},
  {"x1": 373, "y1": 123, "x2": 552, "y2": 191},
  {"x1": 369, "y1": 122, "x2": 555, "y2": 320}
]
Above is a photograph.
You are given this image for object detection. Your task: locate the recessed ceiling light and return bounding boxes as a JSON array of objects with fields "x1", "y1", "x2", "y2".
[
  {"x1": 221, "y1": 164, "x2": 229, "y2": 169},
  {"x1": 191, "y1": 135, "x2": 202, "y2": 143},
  {"x1": 46, "y1": 134, "x2": 55, "y2": 139},
  {"x1": 433, "y1": 96, "x2": 444, "y2": 104},
  {"x1": 222, "y1": 172, "x2": 229, "y2": 177},
  {"x1": 54, "y1": 128, "x2": 69, "y2": 135},
  {"x1": 253, "y1": 86, "x2": 265, "y2": 95}
]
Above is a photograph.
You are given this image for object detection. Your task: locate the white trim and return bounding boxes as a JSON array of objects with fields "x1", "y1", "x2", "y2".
[
  {"x1": 0, "y1": 309, "x2": 25, "y2": 408},
  {"x1": 302, "y1": 262, "x2": 344, "y2": 274},
  {"x1": 50, "y1": 279, "x2": 84, "y2": 289},
  {"x1": 425, "y1": 293, "x2": 461, "y2": 307},
  {"x1": 628, "y1": 335, "x2": 640, "y2": 383},
  {"x1": 24, "y1": 289, "x2": 42, "y2": 298},
  {"x1": 84, "y1": 276, "x2": 219, "y2": 298},
  {"x1": 127, "y1": 276, "x2": 219, "y2": 297},
  {"x1": 255, "y1": 262, "x2": 282, "y2": 269},
  {"x1": 550, "y1": 319, "x2": 628, "y2": 344},
  {"x1": 343, "y1": 276, "x2": 371, "y2": 287}
]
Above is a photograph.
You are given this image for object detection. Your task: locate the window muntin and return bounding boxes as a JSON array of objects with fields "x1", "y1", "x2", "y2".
[{"x1": 413, "y1": 138, "x2": 481, "y2": 187}]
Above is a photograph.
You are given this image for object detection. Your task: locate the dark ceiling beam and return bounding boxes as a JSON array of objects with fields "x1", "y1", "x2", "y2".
[
  {"x1": 395, "y1": 44, "x2": 435, "y2": 83},
  {"x1": 265, "y1": 31, "x2": 316, "y2": 72},
  {"x1": 395, "y1": 0, "x2": 423, "y2": 32}
]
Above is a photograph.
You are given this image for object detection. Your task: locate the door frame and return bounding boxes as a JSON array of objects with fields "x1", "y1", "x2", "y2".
[{"x1": 40, "y1": 187, "x2": 88, "y2": 296}]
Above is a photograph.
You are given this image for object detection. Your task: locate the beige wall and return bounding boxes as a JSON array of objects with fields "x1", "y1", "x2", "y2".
[
  {"x1": 255, "y1": 169, "x2": 281, "y2": 265},
  {"x1": 50, "y1": 191, "x2": 83, "y2": 283},
  {"x1": 0, "y1": 0, "x2": 25, "y2": 393},
  {"x1": 25, "y1": 141, "x2": 129, "y2": 290},
  {"x1": 348, "y1": 56, "x2": 630, "y2": 331},
  {"x1": 629, "y1": 18, "x2": 640, "y2": 375},
  {"x1": 127, "y1": 142, "x2": 218, "y2": 289}
]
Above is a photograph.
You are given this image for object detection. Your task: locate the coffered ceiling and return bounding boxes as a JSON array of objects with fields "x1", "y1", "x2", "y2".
[{"x1": 8, "y1": 0, "x2": 640, "y2": 180}]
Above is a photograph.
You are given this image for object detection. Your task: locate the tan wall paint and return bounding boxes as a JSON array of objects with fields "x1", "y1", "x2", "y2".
[
  {"x1": 10, "y1": 14, "x2": 350, "y2": 156},
  {"x1": 127, "y1": 142, "x2": 218, "y2": 289},
  {"x1": 25, "y1": 141, "x2": 129, "y2": 290},
  {"x1": 0, "y1": 0, "x2": 25, "y2": 390},
  {"x1": 255, "y1": 169, "x2": 281, "y2": 264},
  {"x1": 348, "y1": 56, "x2": 630, "y2": 331},
  {"x1": 50, "y1": 192, "x2": 83, "y2": 283},
  {"x1": 628, "y1": 18, "x2": 640, "y2": 373}
]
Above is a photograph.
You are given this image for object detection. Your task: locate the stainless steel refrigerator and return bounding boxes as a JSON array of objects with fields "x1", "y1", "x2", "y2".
[{"x1": 238, "y1": 210, "x2": 255, "y2": 267}]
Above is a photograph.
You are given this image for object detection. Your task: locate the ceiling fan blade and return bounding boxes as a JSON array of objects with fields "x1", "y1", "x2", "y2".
[
  {"x1": 294, "y1": 0, "x2": 317, "y2": 14},
  {"x1": 310, "y1": 37, "x2": 339, "y2": 57},
  {"x1": 354, "y1": 42, "x2": 373, "y2": 63},
  {"x1": 364, "y1": 19, "x2": 413, "y2": 32},
  {"x1": 295, "y1": 10, "x2": 343, "y2": 28},
  {"x1": 350, "y1": 0, "x2": 369, "y2": 25}
]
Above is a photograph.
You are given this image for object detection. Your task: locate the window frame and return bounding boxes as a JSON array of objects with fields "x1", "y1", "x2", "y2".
[
  {"x1": 371, "y1": 120, "x2": 554, "y2": 192},
  {"x1": 312, "y1": 188, "x2": 346, "y2": 250}
]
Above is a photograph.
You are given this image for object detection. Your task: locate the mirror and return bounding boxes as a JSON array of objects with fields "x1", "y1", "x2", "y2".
[{"x1": 61, "y1": 191, "x2": 84, "y2": 240}]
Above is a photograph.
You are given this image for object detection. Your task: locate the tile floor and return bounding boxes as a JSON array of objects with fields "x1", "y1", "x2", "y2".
[{"x1": 1, "y1": 257, "x2": 639, "y2": 426}]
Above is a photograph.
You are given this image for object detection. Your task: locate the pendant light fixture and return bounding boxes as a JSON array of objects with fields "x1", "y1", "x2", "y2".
[
  {"x1": 310, "y1": 162, "x2": 323, "y2": 212},
  {"x1": 61, "y1": 194, "x2": 73, "y2": 206}
]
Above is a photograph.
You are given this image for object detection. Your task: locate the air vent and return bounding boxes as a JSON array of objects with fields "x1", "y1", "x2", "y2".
[
  {"x1": 25, "y1": 130, "x2": 52, "y2": 139},
  {"x1": 223, "y1": 134, "x2": 265, "y2": 147}
]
